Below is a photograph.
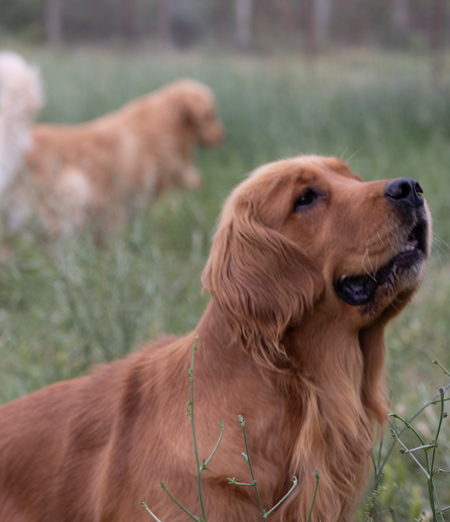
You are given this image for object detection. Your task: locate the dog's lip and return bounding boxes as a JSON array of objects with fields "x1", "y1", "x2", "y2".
[{"x1": 334, "y1": 220, "x2": 427, "y2": 306}]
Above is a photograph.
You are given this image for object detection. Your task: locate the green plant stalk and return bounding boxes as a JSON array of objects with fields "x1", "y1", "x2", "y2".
[
  {"x1": 376, "y1": 435, "x2": 383, "y2": 474},
  {"x1": 238, "y1": 415, "x2": 265, "y2": 519},
  {"x1": 430, "y1": 486, "x2": 444, "y2": 522},
  {"x1": 389, "y1": 415, "x2": 438, "y2": 520},
  {"x1": 426, "y1": 361, "x2": 449, "y2": 522},
  {"x1": 263, "y1": 477, "x2": 298, "y2": 519},
  {"x1": 160, "y1": 482, "x2": 200, "y2": 522},
  {"x1": 430, "y1": 391, "x2": 445, "y2": 477},
  {"x1": 428, "y1": 398, "x2": 450, "y2": 405},
  {"x1": 389, "y1": 506, "x2": 397, "y2": 522},
  {"x1": 403, "y1": 444, "x2": 437, "y2": 454},
  {"x1": 386, "y1": 382, "x2": 449, "y2": 522},
  {"x1": 429, "y1": 390, "x2": 446, "y2": 522},
  {"x1": 388, "y1": 413, "x2": 426, "y2": 446},
  {"x1": 392, "y1": 414, "x2": 432, "y2": 483},
  {"x1": 388, "y1": 427, "x2": 430, "y2": 480},
  {"x1": 187, "y1": 335, "x2": 207, "y2": 522},
  {"x1": 153, "y1": 337, "x2": 224, "y2": 522},
  {"x1": 433, "y1": 360, "x2": 450, "y2": 378},
  {"x1": 396, "y1": 415, "x2": 433, "y2": 518},
  {"x1": 371, "y1": 453, "x2": 378, "y2": 481},
  {"x1": 433, "y1": 494, "x2": 445, "y2": 522},
  {"x1": 388, "y1": 415, "x2": 442, "y2": 522},
  {"x1": 371, "y1": 380, "x2": 450, "y2": 498},
  {"x1": 428, "y1": 475, "x2": 436, "y2": 522},
  {"x1": 141, "y1": 502, "x2": 164, "y2": 522},
  {"x1": 306, "y1": 471, "x2": 320, "y2": 522},
  {"x1": 228, "y1": 479, "x2": 255, "y2": 488},
  {"x1": 203, "y1": 421, "x2": 224, "y2": 468}
]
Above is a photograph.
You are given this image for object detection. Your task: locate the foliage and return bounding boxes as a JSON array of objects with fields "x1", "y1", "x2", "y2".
[
  {"x1": 0, "y1": 0, "x2": 445, "y2": 51},
  {"x1": 367, "y1": 361, "x2": 450, "y2": 521},
  {"x1": 0, "y1": 48, "x2": 450, "y2": 520}
]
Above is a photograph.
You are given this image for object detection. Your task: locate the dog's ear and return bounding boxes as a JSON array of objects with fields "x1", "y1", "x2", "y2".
[
  {"x1": 172, "y1": 83, "x2": 211, "y2": 128},
  {"x1": 202, "y1": 198, "x2": 323, "y2": 372}
]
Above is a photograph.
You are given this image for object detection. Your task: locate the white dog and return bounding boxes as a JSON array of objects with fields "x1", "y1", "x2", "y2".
[{"x1": 0, "y1": 52, "x2": 43, "y2": 208}]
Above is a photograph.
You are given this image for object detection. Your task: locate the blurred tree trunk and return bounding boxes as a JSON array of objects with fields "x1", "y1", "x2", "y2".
[
  {"x1": 119, "y1": 0, "x2": 138, "y2": 41},
  {"x1": 156, "y1": 0, "x2": 172, "y2": 48},
  {"x1": 214, "y1": 1, "x2": 229, "y2": 45},
  {"x1": 234, "y1": 0, "x2": 253, "y2": 50},
  {"x1": 341, "y1": 0, "x2": 364, "y2": 45},
  {"x1": 44, "y1": 0, "x2": 63, "y2": 45},
  {"x1": 430, "y1": 0, "x2": 446, "y2": 85},
  {"x1": 301, "y1": 0, "x2": 315, "y2": 57},
  {"x1": 302, "y1": 0, "x2": 331, "y2": 57},
  {"x1": 313, "y1": 0, "x2": 332, "y2": 51},
  {"x1": 276, "y1": 0, "x2": 294, "y2": 33},
  {"x1": 392, "y1": 0, "x2": 409, "y2": 46}
]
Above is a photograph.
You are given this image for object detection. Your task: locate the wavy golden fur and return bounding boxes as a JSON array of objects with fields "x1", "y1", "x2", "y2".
[
  {"x1": 0, "y1": 155, "x2": 431, "y2": 521},
  {"x1": 3, "y1": 77, "x2": 224, "y2": 233}
]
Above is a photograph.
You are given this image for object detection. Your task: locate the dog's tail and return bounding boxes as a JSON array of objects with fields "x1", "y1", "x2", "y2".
[{"x1": 0, "y1": 51, "x2": 44, "y2": 194}]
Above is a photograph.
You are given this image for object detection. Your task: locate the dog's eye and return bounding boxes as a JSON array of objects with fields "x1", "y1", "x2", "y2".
[{"x1": 294, "y1": 190, "x2": 317, "y2": 211}]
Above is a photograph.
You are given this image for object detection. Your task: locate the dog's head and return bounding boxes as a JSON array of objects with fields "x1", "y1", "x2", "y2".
[
  {"x1": 202, "y1": 155, "x2": 431, "y2": 370},
  {"x1": 168, "y1": 79, "x2": 225, "y2": 147}
]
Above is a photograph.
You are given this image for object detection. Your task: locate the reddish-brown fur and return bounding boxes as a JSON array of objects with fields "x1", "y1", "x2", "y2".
[
  {"x1": 0, "y1": 156, "x2": 431, "y2": 521},
  {"x1": 10, "y1": 79, "x2": 224, "y2": 233}
]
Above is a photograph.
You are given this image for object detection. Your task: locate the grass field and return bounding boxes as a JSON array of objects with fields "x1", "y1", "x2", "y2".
[{"x1": 1, "y1": 45, "x2": 450, "y2": 520}]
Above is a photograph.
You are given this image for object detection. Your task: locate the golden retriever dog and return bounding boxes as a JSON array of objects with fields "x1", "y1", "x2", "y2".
[
  {"x1": 0, "y1": 52, "x2": 224, "y2": 233},
  {"x1": 0, "y1": 156, "x2": 431, "y2": 521}
]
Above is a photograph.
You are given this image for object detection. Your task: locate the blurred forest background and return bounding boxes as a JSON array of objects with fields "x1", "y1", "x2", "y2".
[
  {"x1": 2, "y1": 1, "x2": 450, "y2": 519},
  {"x1": 1, "y1": 0, "x2": 448, "y2": 57}
]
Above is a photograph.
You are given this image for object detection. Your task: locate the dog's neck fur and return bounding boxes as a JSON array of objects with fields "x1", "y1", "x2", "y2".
[{"x1": 191, "y1": 301, "x2": 385, "y2": 521}]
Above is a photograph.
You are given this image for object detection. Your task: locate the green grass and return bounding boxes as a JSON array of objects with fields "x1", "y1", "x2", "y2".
[{"x1": 1, "y1": 45, "x2": 450, "y2": 520}]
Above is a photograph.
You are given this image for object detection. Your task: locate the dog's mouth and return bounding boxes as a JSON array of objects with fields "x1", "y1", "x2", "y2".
[{"x1": 334, "y1": 218, "x2": 428, "y2": 307}]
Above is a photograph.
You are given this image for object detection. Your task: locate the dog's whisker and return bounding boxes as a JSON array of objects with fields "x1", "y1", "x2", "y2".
[
  {"x1": 361, "y1": 245, "x2": 377, "y2": 282},
  {"x1": 341, "y1": 147, "x2": 363, "y2": 164},
  {"x1": 432, "y1": 233, "x2": 449, "y2": 252},
  {"x1": 381, "y1": 224, "x2": 400, "y2": 240},
  {"x1": 377, "y1": 231, "x2": 386, "y2": 248},
  {"x1": 365, "y1": 242, "x2": 376, "y2": 275},
  {"x1": 431, "y1": 246, "x2": 448, "y2": 277}
]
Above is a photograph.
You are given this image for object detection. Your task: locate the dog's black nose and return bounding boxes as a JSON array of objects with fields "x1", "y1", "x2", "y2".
[{"x1": 385, "y1": 178, "x2": 424, "y2": 209}]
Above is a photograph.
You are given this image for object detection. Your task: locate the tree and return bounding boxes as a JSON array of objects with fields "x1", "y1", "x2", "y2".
[
  {"x1": 44, "y1": 0, "x2": 63, "y2": 44},
  {"x1": 119, "y1": 0, "x2": 138, "y2": 41},
  {"x1": 430, "y1": 0, "x2": 446, "y2": 85},
  {"x1": 156, "y1": 0, "x2": 172, "y2": 48},
  {"x1": 340, "y1": 0, "x2": 365, "y2": 45},
  {"x1": 213, "y1": 0, "x2": 230, "y2": 44},
  {"x1": 313, "y1": 0, "x2": 332, "y2": 51},
  {"x1": 234, "y1": 0, "x2": 253, "y2": 50},
  {"x1": 301, "y1": 0, "x2": 315, "y2": 56},
  {"x1": 392, "y1": 0, "x2": 409, "y2": 46},
  {"x1": 276, "y1": 0, "x2": 295, "y2": 34}
]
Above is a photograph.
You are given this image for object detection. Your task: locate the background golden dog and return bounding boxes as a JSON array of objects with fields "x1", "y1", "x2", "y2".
[{"x1": 0, "y1": 52, "x2": 224, "y2": 234}]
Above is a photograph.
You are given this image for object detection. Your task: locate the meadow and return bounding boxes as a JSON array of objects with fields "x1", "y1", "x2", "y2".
[{"x1": 1, "y1": 45, "x2": 450, "y2": 520}]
